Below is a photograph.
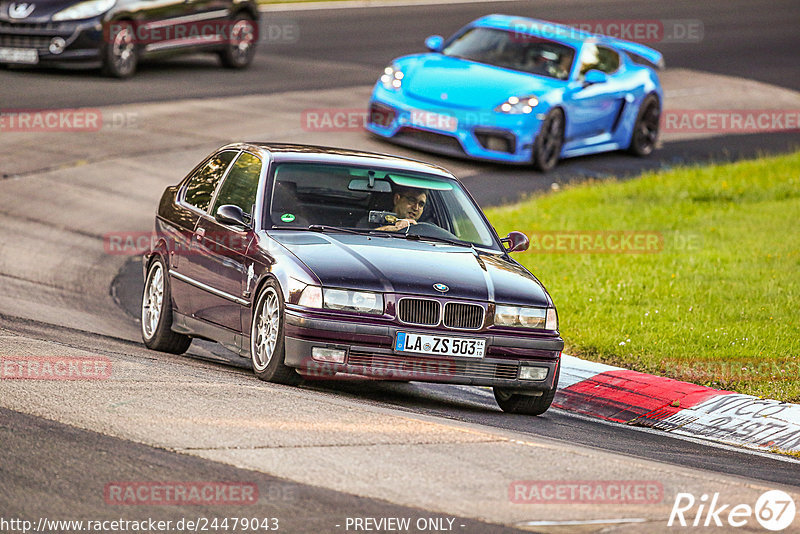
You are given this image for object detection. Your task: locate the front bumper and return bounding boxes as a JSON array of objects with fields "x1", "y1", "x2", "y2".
[
  {"x1": 0, "y1": 17, "x2": 105, "y2": 67},
  {"x1": 365, "y1": 84, "x2": 546, "y2": 165},
  {"x1": 283, "y1": 310, "x2": 563, "y2": 392}
]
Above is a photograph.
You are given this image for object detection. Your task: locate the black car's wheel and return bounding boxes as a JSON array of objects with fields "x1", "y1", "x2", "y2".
[
  {"x1": 141, "y1": 257, "x2": 192, "y2": 353},
  {"x1": 493, "y1": 366, "x2": 559, "y2": 416},
  {"x1": 103, "y1": 21, "x2": 137, "y2": 78},
  {"x1": 218, "y1": 14, "x2": 257, "y2": 69},
  {"x1": 628, "y1": 94, "x2": 660, "y2": 157},
  {"x1": 532, "y1": 108, "x2": 565, "y2": 172},
  {"x1": 250, "y1": 280, "x2": 301, "y2": 384}
]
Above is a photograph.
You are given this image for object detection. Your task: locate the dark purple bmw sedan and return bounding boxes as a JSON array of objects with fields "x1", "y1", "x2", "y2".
[{"x1": 142, "y1": 143, "x2": 564, "y2": 415}]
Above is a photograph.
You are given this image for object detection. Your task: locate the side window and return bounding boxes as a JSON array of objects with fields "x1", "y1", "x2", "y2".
[
  {"x1": 184, "y1": 151, "x2": 237, "y2": 212},
  {"x1": 212, "y1": 152, "x2": 262, "y2": 220},
  {"x1": 579, "y1": 43, "x2": 620, "y2": 75}
]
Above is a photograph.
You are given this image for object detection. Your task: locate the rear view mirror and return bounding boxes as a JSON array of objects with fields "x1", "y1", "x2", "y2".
[
  {"x1": 502, "y1": 231, "x2": 529, "y2": 253},
  {"x1": 583, "y1": 69, "x2": 608, "y2": 86},
  {"x1": 215, "y1": 204, "x2": 249, "y2": 228},
  {"x1": 425, "y1": 35, "x2": 444, "y2": 52},
  {"x1": 348, "y1": 179, "x2": 392, "y2": 192}
]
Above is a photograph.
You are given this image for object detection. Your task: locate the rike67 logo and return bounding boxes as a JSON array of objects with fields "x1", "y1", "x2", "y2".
[{"x1": 668, "y1": 490, "x2": 796, "y2": 531}]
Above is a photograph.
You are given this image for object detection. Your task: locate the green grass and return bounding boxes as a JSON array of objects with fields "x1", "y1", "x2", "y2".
[{"x1": 486, "y1": 152, "x2": 800, "y2": 402}]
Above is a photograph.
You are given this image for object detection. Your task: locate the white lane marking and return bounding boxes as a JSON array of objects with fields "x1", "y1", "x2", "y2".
[
  {"x1": 260, "y1": 0, "x2": 516, "y2": 12},
  {"x1": 518, "y1": 518, "x2": 647, "y2": 526}
]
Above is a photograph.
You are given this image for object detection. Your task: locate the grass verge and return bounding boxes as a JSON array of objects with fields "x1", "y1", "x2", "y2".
[{"x1": 486, "y1": 151, "x2": 800, "y2": 402}]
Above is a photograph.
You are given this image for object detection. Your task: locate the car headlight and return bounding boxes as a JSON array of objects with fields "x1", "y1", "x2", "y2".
[
  {"x1": 495, "y1": 95, "x2": 539, "y2": 114},
  {"x1": 323, "y1": 288, "x2": 384, "y2": 315},
  {"x1": 380, "y1": 64, "x2": 404, "y2": 90},
  {"x1": 495, "y1": 305, "x2": 557, "y2": 331},
  {"x1": 52, "y1": 0, "x2": 115, "y2": 20}
]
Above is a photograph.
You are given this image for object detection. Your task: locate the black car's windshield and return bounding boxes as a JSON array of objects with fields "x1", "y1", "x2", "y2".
[
  {"x1": 442, "y1": 27, "x2": 575, "y2": 80},
  {"x1": 267, "y1": 162, "x2": 500, "y2": 250}
]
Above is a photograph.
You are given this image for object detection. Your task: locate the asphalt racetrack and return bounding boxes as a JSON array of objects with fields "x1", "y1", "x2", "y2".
[{"x1": 1, "y1": 0, "x2": 799, "y2": 531}]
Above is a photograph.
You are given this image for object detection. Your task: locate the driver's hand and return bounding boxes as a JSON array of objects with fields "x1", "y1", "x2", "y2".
[{"x1": 394, "y1": 219, "x2": 416, "y2": 230}]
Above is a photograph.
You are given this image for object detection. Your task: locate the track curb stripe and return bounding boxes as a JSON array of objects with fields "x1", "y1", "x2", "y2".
[{"x1": 556, "y1": 355, "x2": 800, "y2": 454}]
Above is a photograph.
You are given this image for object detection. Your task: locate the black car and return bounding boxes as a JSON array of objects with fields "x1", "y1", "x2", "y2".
[
  {"x1": 0, "y1": 0, "x2": 258, "y2": 77},
  {"x1": 142, "y1": 143, "x2": 564, "y2": 415}
]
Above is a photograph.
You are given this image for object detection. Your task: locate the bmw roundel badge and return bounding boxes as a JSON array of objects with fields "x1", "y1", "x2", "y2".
[{"x1": 433, "y1": 283, "x2": 449, "y2": 293}]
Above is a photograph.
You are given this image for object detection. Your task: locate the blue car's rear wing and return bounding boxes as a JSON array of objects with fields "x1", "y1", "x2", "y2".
[{"x1": 601, "y1": 37, "x2": 665, "y2": 70}]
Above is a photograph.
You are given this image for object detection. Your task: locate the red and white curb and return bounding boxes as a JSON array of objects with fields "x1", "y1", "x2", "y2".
[{"x1": 555, "y1": 355, "x2": 800, "y2": 454}]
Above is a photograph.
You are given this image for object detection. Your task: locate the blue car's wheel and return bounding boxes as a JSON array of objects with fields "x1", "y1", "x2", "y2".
[
  {"x1": 532, "y1": 109, "x2": 564, "y2": 172},
  {"x1": 628, "y1": 94, "x2": 660, "y2": 157}
]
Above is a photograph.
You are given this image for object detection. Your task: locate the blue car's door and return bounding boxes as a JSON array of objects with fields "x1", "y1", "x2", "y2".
[{"x1": 562, "y1": 43, "x2": 629, "y2": 146}]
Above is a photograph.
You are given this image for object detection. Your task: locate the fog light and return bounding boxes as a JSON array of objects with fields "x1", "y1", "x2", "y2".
[
  {"x1": 519, "y1": 365, "x2": 548, "y2": 381},
  {"x1": 49, "y1": 37, "x2": 66, "y2": 55},
  {"x1": 486, "y1": 136, "x2": 509, "y2": 152},
  {"x1": 311, "y1": 347, "x2": 346, "y2": 363}
]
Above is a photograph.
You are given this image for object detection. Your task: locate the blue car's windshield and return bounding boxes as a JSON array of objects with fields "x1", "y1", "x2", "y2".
[
  {"x1": 442, "y1": 27, "x2": 575, "y2": 80},
  {"x1": 267, "y1": 162, "x2": 501, "y2": 250}
]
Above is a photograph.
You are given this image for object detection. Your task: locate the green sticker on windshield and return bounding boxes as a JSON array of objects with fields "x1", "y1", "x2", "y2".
[{"x1": 281, "y1": 213, "x2": 296, "y2": 223}]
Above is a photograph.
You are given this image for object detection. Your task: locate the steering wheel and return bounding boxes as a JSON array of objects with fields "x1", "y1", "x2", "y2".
[{"x1": 406, "y1": 222, "x2": 460, "y2": 241}]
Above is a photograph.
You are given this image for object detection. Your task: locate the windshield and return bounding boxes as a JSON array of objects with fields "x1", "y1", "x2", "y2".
[
  {"x1": 267, "y1": 162, "x2": 500, "y2": 250},
  {"x1": 442, "y1": 27, "x2": 575, "y2": 80}
]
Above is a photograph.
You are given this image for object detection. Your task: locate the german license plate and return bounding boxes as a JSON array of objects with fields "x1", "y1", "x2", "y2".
[
  {"x1": 395, "y1": 332, "x2": 485, "y2": 358},
  {"x1": 409, "y1": 109, "x2": 458, "y2": 132},
  {"x1": 0, "y1": 47, "x2": 38, "y2": 64}
]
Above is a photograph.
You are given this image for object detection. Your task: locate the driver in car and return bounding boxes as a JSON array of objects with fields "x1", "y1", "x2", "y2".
[{"x1": 375, "y1": 187, "x2": 428, "y2": 231}]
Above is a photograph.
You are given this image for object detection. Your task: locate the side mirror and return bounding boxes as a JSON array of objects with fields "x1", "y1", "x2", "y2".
[
  {"x1": 501, "y1": 231, "x2": 529, "y2": 253},
  {"x1": 215, "y1": 204, "x2": 249, "y2": 228},
  {"x1": 424, "y1": 35, "x2": 444, "y2": 52},
  {"x1": 583, "y1": 69, "x2": 608, "y2": 86}
]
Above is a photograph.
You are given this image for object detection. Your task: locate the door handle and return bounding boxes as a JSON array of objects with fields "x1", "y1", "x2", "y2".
[{"x1": 196, "y1": 227, "x2": 205, "y2": 240}]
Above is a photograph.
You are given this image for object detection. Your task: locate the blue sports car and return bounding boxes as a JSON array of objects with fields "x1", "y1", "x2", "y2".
[{"x1": 366, "y1": 15, "x2": 665, "y2": 171}]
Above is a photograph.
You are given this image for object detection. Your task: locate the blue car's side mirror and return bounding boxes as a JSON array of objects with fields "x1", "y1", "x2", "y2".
[
  {"x1": 424, "y1": 35, "x2": 444, "y2": 52},
  {"x1": 583, "y1": 69, "x2": 608, "y2": 86}
]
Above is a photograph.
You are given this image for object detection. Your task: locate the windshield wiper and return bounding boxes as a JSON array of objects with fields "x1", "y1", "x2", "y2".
[
  {"x1": 392, "y1": 233, "x2": 474, "y2": 249},
  {"x1": 307, "y1": 225, "x2": 369, "y2": 235}
]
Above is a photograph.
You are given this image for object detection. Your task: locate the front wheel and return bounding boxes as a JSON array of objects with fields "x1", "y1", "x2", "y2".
[
  {"x1": 218, "y1": 15, "x2": 257, "y2": 69},
  {"x1": 532, "y1": 108, "x2": 564, "y2": 172},
  {"x1": 250, "y1": 281, "x2": 301, "y2": 384},
  {"x1": 628, "y1": 94, "x2": 660, "y2": 157},
  {"x1": 141, "y1": 257, "x2": 192, "y2": 354},
  {"x1": 102, "y1": 21, "x2": 137, "y2": 78},
  {"x1": 494, "y1": 366, "x2": 559, "y2": 416}
]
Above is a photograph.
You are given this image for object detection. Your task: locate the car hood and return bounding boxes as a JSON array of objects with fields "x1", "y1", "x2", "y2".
[
  {"x1": 399, "y1": 54, "x2": 563, "y2": 109},
  {"x1": 0, "y1": 0, "x2": 92, "y2": 23},
  {"x1": 270, "y1": 231, "x2": 551, "y2": 307}
]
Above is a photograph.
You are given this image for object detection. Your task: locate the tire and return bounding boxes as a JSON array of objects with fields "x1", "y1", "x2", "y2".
[
  {"x1": 218, "y1": 14, "x2": 257, "y2": 69},
  {"x1": 102, "y1": 21, "x2": 137, "y2": 78},
  {"x1": 628, "y1": 94, "x2": 660, "y2": 157},
  {"x1": 532, "y1": 108, "x2": 565, "y2": 172},
  {"x1": 493, "y1": 365, "x2": 559, "y2": 416},
  {"x1": 250, "y1": 280, "x2": 301, "y2": 384},
  {"x1": 141, "y1": 256, "x2": 192, "y2": 354}
]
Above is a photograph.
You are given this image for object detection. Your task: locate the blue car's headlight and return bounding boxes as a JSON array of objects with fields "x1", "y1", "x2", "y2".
[
  {"x1": 495, "y1": 95, "x2": 539, "y2": 114},
  {"x1": 380, "y1": 64, "x2": 404, "y2": 90},
  {"x1": 52, "y1": 0, "x2": 115, "y2": 20}
]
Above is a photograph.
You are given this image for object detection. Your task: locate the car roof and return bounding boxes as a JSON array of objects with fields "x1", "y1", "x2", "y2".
[
  {"x1": 472, "y1": 14, "x2": 665, "y2": 68},
  {"x1": 225, "y1": 142, "x2": 458, "y2": 178}
]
